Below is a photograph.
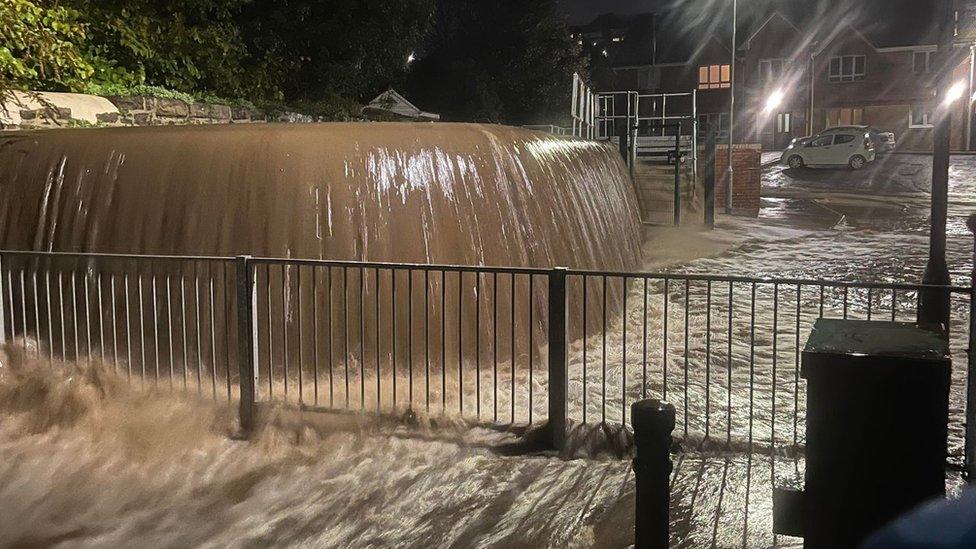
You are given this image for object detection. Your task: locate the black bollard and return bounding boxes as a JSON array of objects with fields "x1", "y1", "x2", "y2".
[{"x1": 632, "y1": 399, "x2": 675, "y2": 549}]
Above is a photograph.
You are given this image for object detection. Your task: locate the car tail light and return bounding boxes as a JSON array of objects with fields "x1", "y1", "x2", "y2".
[{"x1": 865, "y1": 137, "x2": 874, "y2": 151}]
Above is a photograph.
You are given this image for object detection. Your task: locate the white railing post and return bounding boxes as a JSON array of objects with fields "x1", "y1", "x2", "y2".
[{"x1": 0, "y1": 253, "x2": 6, "y2": 345}]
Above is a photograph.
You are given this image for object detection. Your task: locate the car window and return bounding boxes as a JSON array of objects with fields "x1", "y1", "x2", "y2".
[
  {"x1": 809, "y1": 135, "x2": 834, "y2": 147},
  {"x1": 834, "y1": 134, "x2": 856, "y2": 144}
]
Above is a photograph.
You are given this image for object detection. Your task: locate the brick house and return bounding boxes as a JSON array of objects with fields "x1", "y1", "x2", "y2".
[{"x1": 584, "y1": 6, "x2": 976, "y2": 152}]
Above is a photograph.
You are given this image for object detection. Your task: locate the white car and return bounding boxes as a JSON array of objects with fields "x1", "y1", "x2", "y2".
[
  {"x1": 822, "y1": 125, "x2": 896, "y2": 153},
  {"x1": 781, "y1": 129, "x2": 877, "y2": 170}
]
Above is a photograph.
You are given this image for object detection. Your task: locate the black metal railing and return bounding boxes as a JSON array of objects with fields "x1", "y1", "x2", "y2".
[{"x1": 0, "y1": 250, "x2": 972, "y2": 468}]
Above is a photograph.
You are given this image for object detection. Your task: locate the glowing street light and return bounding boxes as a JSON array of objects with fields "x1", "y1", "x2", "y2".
[
  {"x1": 407, "y1": 52, "x2": 416, "y2": 64},
  {"x1": 764, "y1": 89, "x2": 785, "y2": 113},
  {"x1": 945, "y1": 80, "x2": 966, "y2": 103}
]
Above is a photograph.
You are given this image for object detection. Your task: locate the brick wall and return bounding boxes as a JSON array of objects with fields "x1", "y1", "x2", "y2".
[{"x1": 703, "y1": 144, "x2": 762, "y2": 218}]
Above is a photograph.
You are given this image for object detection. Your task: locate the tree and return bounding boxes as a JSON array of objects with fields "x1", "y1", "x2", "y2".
[
  {"x1": 240, "y1": 0, "x2": 435, "y2": 103},
  {"x1": 0, "y1": 0, "x2": 93, "y2": 97},
  {"x1": 407, "y1": 0, "x2": 586, "y2": 125}
]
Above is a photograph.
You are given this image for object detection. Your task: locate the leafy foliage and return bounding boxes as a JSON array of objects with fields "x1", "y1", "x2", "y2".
[{"x1": 0, "y1": 0, "x2": 93, "y2": 94}]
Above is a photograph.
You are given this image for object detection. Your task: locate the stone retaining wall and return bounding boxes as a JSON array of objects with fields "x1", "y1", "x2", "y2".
[{"x1": 2, "y1": 91, "x2": 315, "y2": 130}]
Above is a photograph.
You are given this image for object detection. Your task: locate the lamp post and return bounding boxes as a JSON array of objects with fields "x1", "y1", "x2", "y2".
[
  {"x1": 726, "y1": 0, "x2": 737, "y2": 215},
  {"x1": 919, "y1": 0, "x2": 957, "y2": 330}
]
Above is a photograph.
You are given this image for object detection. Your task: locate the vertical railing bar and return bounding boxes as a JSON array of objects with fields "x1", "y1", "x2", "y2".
[
  {"x1": 843, "y1": 286, "x2": 849, "y2": 319},
  {"x1": 683, "y1": 278, "x2": 690, "y2": 438},
  {"x1": 511, "y1": 272, "x2": 516, "y2": 424},
  {"x1": 340, "y1": 267, "x2": 349, "y2": 406},
  {"x1": 166, "y1": 275, "x2": 175, "y2": 389},
  {"x1": 493, "y1": 272, "x2": 498, "y2": 423},
  {"x1": 46, "y1": 269, "x2": 55, "y2": 365},
  {"x1": 622, "y1": 276, "x2": 628, "y2": 426},
  {"x1": 409, "y1": 269, "x2": 415, "y2": 410},
  {"x1": 663, "y1": 277, "x2": 669, "y2": 402},
  {"x1": 794, "y1": 284, "x2": 801, "y2": 449},
  {"x1": 209, "y1": 267, "x2": 217, "y2": 399},
  {"x1": 235, "y1": 256, "x2": 257, "y2": 433},
  {"x1": 705, "y1": 280, "x2": 712, "y2": 440},
  {"x1": 18, "y1": 268, "x2": 27, "y2": 350},
  {"x1": 867, "y1": 287, "x2": 873, "y2": 320},
  {"x1": 749, "y1": 282, "x2": 756, "y2": 449},
  {"x1": 223, "y1": 264, "x2": 232, "y2": 401},
  {"x1": 819, "y1": 284, "x2": 825, "y2": 318},
  {"x1": 111, "y1": 274, "x2": 118, "y2": 371},
  {"x1": 892, "y1": 289, "x2": 898, "y2": 322},
  {"x1": 281, "y1": 263, "x2": 289, "y2": 400},
  {"x1": 475, "y1": 272, "x2": 482, "y2": 419},
  {"x1": 642, "y1": 277, "x2": 648, "y2": 399},
  {"x1": 179, "y1": 273, "x2": 187, "y2": 389},
  {"x1": 5, "y1": 267, "x2": 13, "y2": 344},
  {"x1": 194, "y1": 263, "x2": 203, "y2": 394},
  {"x1": 97, "y1": 272, "x2": 105, "y2": 364},
  {"x1": 313, "y1": 267, "x2": 320, "y2": 406},
  {"x1": 123, "y1": 273, "x2": 131, "y2": 379},
  {"x1": 265, "y1": 264, "x2": 274, "y2": 397},
  {"x1": 602, "y1": 275, "x2": 608, "y2": 426},
  {"x1": 528, "y1": 274, "x2": 534, "y2": 424},
  {"x1": 391, "y1": 268, "x2": 397, "y2": 410},
  {"x1": 360, "y1": 268, "x2": 366, "y2": 411},
  {"x1": 0, "y1": 254, "x2": 6, "y2": 345},
  {"x1": 727, "y1": 281, "x2": 733, "y2": 447},
  {"x1": 583, "y1": 275, "x2": 588, "y2": 424},
  {"x1": 458, "y1": 271, "x2": 463, "y2": 415},
  {"x1": 84, "y1": 268, "x2": 92, "y2": 362},
  {"x1": 32, "y1": 268, "x2": 40, "y2": 357},
  {"x1": 137, "y1": 272, "x2": 147, "y2": 385},
  {"x1": 58, "y1": 271, "x2": 66, "y2": 362},
  {"x1": 297, "y1": 265, "x2": 304, "y2": 405},
  {"x1": 327, "y1": 266, "x2": 334, "y2": 408},
  {"x1": 441, "y1": 270, "x2": 447, "y2": 412},
  {"x1": 71, "y1": 271, "x2": 80, "y2": 363},
  {"x1": 425, "y1": 270, "x2": 430, "y2": 413},
  {"x1": 152, "y1": 273, "x2": 160, "y2": 384},
  {"x1": 374, "y1": 268, "x2": 380, "y2": 411},
  {"x1": 773, "y1": 283, "x2": 779, "y2": 453}
]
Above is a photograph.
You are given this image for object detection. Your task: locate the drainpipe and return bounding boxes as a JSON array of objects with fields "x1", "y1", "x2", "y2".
[{"x1": 808, "y1": 50, "x2": 817, "y2": 136}]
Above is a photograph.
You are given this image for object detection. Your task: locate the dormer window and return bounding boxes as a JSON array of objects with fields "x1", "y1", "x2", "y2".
[
  {"x1": 759, "y1": 59, "x2": 786, "y2": 84},
  {"x1": 698, "y1": 64, "x2": 731, "y2": 90}
]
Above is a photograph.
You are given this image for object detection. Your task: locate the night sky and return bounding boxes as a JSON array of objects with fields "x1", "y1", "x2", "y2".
[{"x1": 559, "y1": 0, "x2": 933, "y2": 26}]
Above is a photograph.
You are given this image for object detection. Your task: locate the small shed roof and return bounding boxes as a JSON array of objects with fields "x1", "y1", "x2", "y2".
[{"x1": 364, "y1": 89, "x2": 440, "y2": 121}]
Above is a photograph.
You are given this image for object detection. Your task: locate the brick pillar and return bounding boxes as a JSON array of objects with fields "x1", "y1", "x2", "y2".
[{"x1": 707, "y1": 144, "x2": 761, "y2": 217}]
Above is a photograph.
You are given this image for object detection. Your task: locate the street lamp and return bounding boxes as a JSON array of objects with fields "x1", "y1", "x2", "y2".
[
  {"x1": 726, "y1": 0, "x2": 737, "y2": 215},
  {"x1": 764, "y1": 89, "x2": 785, "y2": 113},
  {"x1": 919, "y1": 0, "x2": 956, "y2": 330}
]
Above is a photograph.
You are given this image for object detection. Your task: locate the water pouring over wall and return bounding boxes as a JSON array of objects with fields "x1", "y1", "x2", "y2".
[{"x1": 0, "y1": 123, "x2": 643, "y2": 416}]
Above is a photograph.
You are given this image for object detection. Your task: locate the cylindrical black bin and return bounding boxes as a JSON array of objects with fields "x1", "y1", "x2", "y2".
[{"x1": 802, "y1": 319, "x2": 951, "y2": 548}]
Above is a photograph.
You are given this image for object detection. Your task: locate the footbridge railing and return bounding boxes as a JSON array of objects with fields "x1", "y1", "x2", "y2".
[{"x1": 0, "y1": 250, "x2": 973, "y2": 472}]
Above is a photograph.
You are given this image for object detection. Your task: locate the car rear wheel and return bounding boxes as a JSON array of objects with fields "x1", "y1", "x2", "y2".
[
  {"x1": 787, "y1": 155, "x2": 804, "y2": 169},
  {"x1": 849, "y1": 155, "x2": 866, "y2": 170}
]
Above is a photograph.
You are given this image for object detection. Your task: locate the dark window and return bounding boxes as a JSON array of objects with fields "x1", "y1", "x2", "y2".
[
  {"x1": 834, "y1": 134, "x2": 856, "y2": 144},
  {"x1": 829, "y1": 55, "x2": 866, "y2": 82},
  {"x1": 809, "y1": 135, "x2": 834, "y2": 147}
]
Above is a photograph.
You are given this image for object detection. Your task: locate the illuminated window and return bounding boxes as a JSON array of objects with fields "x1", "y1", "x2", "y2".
[
  {"x1": 826, "y1": 107, "x2": 863, "y2": 127},
  {"x1": 776, "y1": 112, "x2": 792, "y2": 133},
  {"x1": 698, "y1": 64, "x2": 731, "y2": 90},
  {"x1": 828, "y1": 55, "x2": 866, "y2": 82}
]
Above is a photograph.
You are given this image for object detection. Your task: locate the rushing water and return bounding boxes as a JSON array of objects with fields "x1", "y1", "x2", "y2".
[{"x1": 1, "y1": 133, "x2": 973, "y2": 547}]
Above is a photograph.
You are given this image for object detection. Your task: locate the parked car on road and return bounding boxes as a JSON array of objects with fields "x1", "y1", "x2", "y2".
[
  {"x1": 781, "y1": 129, "x2": 877, "y2": 170},
  {"x1": 822, "y1": 125, "x2": 896, "y2": 153}
]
